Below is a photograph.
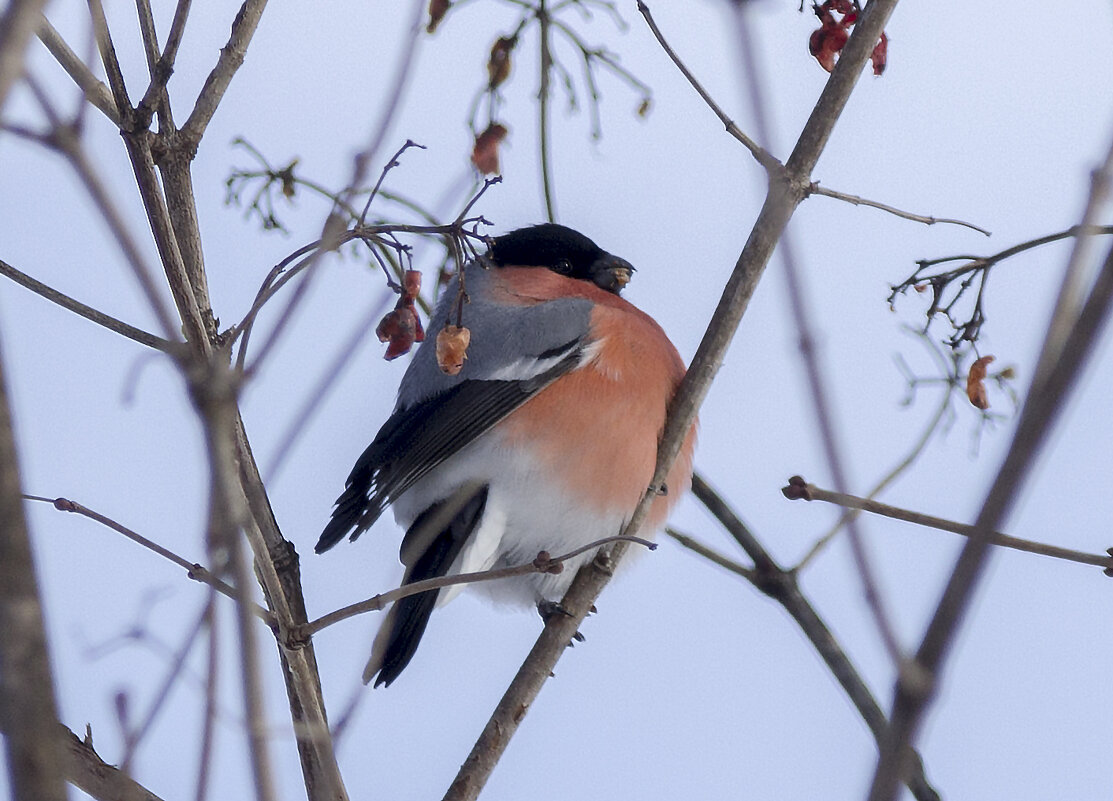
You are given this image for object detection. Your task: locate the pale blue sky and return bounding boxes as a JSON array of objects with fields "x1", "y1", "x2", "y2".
[{"x1": 2, "y1": 2, "x2": 1112, "y2": 799}]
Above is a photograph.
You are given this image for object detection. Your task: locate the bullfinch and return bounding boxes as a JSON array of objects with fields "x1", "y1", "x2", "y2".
[{"x1": 316, "y1": 223, "x2": 696, "y2": 687}]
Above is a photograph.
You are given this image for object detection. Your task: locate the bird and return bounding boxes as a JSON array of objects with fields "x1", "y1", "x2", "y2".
[{"x1": 316, "y1": 223, "x2": 697, "y2": 687}]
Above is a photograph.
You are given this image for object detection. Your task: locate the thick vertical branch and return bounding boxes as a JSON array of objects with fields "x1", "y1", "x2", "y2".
[{"x1": 0, "y1": 341, "x2": 67, "y2": 801}]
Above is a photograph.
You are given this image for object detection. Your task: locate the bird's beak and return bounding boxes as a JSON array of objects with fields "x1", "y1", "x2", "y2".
[{"x1": 592, "y1": 253, "x2": 636, "y2": 294}]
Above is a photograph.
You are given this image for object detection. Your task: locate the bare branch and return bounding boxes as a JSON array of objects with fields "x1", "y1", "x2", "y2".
[
  {"x1": 665, "y1": 528, "x2": 755, "y2": 581},
  {"x1": 679, "y1": 475, "x2": 940, "y2": 801},
  {"x1": 303, "y1": 535, "x2": 656, "y2": 637},
  {"x1": 87, "y1": 0, "x2": 133, "y2": 116},
  {"x1": 0, "y1": 336, "x2": 66, "y2": 801},
  {"x1": 868, "y1": 222, "x2": 1113, "y2": 798},
  {"x1": 22, "y1": 494, "x2": 274, "y2": 622},
  {"x1": 181, "y1": 0, "x2": 268, "y2": 141},
  {"x1": 14, "y1": 110, "x2": 184, "y2": 344},
  {"x1": 539, "y1": 0, "x2": 557, "y2": 220},
  {"x1": 61, "y1": 724, "x2": 167, "y2": 801},
  {"x1": 784, "y1": 477, "x2": 1113, "y2": 572},
  {"x1": 34, "y1": 16, "x2": 120, "y2": 124},
  {"x1": 0, "y1": 257, "x2": 174, "y2": 351},
  {"x1": 809, "y1": 182, "x2": 991, "y2": 235},
  {"x1": 637, "y1": 1, "x2": 779, "y2": 172},
  {"x1": 795, "y1": 365, "x2": 952, "y2": 570},
  {"x1": 733, "y1": 0, "x2": 903, "y2": 662},
  {"x1": 0, "y1": 0, "x2": 49, "y2": 113}
]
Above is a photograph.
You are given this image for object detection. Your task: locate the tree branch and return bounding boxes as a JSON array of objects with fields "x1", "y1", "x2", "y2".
[
  {"x1": 809, "y1": 182, "x2": 991, "y2": 235},
  {"x1": 442, "y1": 2, "x2": 902, "y2": 797},
  {"x1": 181, "y1": 0, "x2": 268, "y2": 141},
  {"x1": 22, "y1": 494, "x2": 275, "y2": 621},
  {"x1": 868, "y1": 217, "x2": 1113, "y2": 798},
  {"x1": 784, "y1": 477, "x2": 1113, "y2": 572},
  {"x1": 0, "y1": 326, "x2": 67, "y2": 801},
  {"x1": 0, "y1": 257, "x2": 173, "y2": 351},
  {"x1": 637, "y1": 1, "x2": 777, "y2": 172},
  {"x1": 0, "y1": 0, "x2": 49, "y2": 113},
  {"x1": 34, "y1": 17, "x2": 121, "y2": 124},
  {"x1": 672, "y1": 471, "x2": 941, "y2": 801}
]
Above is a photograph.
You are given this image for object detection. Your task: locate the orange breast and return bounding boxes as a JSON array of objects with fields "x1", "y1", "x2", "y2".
[{"x1": 494, "y1": 272, "x2": 697, "y2": 531}]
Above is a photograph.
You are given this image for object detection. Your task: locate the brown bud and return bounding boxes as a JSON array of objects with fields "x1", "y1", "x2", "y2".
[
  {"x1": 487, "y1": 35, "x2": 516, "y2": 89},
  {"x1": 426, "y1": 0, "x2": 450, "y2": 34}
]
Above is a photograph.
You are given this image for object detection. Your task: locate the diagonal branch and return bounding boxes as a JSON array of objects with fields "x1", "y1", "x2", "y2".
[
  {"x1": 638, "y1": 1, "x2": 777, "y2": 171},
  {"x1": 181, "y1": 0, "x2": 268, "y2": 141},
  {"x1": 442, "y1": 2, "x2": 902, "y2": 798},
  {"x1": 34, "y1": 17, "x2": 120, "y2": 124},
  {"x1": 868, "y1": 226, "x2": 1113, "y2": 797},
  {"x1": 0, "y1": 0, "x2": 49, "y2": 113},
  {"x1": 674, "y1": 472, "x2": 941, "y2": 801},
  {"x1": 0, "y1": 257, "x2": 173, "y2": 351}
]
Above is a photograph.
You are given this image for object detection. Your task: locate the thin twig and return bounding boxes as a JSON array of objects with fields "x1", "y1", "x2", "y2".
[
  {"x1": 539, "y1": 0, "x2": 557, "y2": 221},
  {"x1": 22, "y1": 494, "x2": 274, "y2": 623},
  {"x1": 637, "y1": 1, "x2": 779, "y2": 173},
  {"x1": 785, "y1": 478, "x2": 1113, "y2": 572},
  {"x1": 665, "y1": 528, "x2": 755, "y2": 581},
  {"x1": 303, "y1": 535, "x2": 656, "y2": 637},
  {"x1": 0, "y1": 257, "x2": 174, "y2": 352},
  {"x1": 794, "y1": 380, "x2": 952, "y2": 571},
  {"x1": 181, "y1": 0, "x2": 268, "y2": 141},
  {"x1": 120, "y1": 601, "x2": 211, "y2": 772},
  {"x1": 16, "y1": 99, "x2": 182, "y2": 343},
  {"x1": 809, "y1": 183, "x2": 991, "y2": 236},
  {"x1": 195, "y1": 594, "x2": 217, "y2": 801},
  {"x1": 0, "y1": 0, "x2": 49, "y2": 113},
  {"x1": 357, "y1": 139, "x2": 425, "y2": 225},
  {"x1": 35, "y1": 17, "x2": 121, "y2": 125}
]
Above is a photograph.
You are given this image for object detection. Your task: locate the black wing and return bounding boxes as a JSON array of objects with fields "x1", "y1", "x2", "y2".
[{"x1": 315, "y1": 344, "x2": 583, "y2": 553}]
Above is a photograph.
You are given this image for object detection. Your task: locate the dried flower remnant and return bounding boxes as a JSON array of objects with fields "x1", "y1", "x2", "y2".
[
  {"x1": 376, "y1": 269, "x2": 425, "y2": 360},
  {"x1": 966, "y1": 355, "x2": 995, "y2": 410},
  {"x1": 487, "y1": 35, "x2": 517, "y2": 89},
  {"x1": 472, "y1": 123, "x2": 509, "y2": 175},
  {"x1": 436, "y1": 325, "x2": 471, "y2": 375}
]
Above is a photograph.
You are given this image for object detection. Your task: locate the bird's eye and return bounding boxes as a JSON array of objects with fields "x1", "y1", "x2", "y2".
[{"x1": 552, "y1": 258, "x2": 573, "y2": 275}]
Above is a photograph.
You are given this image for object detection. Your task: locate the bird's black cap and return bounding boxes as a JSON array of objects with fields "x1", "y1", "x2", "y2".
[{"x1": 487, "y1": 223, "x2": 634, "y2": 294}]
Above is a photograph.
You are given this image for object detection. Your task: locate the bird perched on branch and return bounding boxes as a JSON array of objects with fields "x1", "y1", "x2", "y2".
[{"x1": 317, "y1": 223, "x2": 696, "y2": 687}]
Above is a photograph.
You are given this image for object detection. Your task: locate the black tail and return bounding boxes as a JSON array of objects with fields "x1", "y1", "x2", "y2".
[{"x1": 365, "y1": 485, "x2": 490, "y2": 687}]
